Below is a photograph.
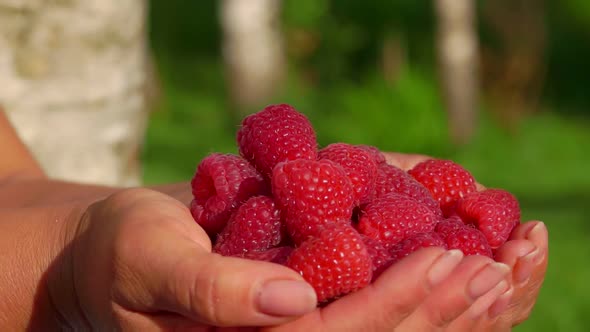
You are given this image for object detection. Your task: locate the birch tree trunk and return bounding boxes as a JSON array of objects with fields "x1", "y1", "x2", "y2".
[
  {"x1": 481, "y1": 0, "x2": 546, "y2": 132},
  {"x1": 435, "y1": 0, "x2": 479, "y2": 145},
  {"x1": 221, "y1": 0, "x2": 285, "y2": 116},
  {"x1": 0, "y1": 0, "x2": 149, "y2": 186}
]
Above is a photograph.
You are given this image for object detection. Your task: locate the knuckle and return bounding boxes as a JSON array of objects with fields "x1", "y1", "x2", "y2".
[
  {"x1": 106, "y1": 187, "x2": 148, "y2": 204},
  {"x1": 104, "y1": 188, "x2": 163, "y2": 211},
  {"x1": 425, "y1": 306, "x2": 460, "y2": 328},
  {"x1": 191, "y1": 258, "x2": 225, "y2": 325},
  {"x1": 385, "y1": 295, "x2": 422, "y2": 322}
]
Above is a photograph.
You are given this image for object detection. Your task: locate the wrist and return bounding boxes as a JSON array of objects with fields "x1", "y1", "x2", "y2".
[
  {"x1": 0, "y1": 177, "x2": 117, "y2": 209},
  {"x1": 0, "y1": 202, "x2": 84, "y2": 329},
  {"x1": 45, "y1": 203, "x2": 93, "y2": 330}
]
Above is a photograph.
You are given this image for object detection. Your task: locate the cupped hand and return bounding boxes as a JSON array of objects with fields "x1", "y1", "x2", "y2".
[
  {"x1": 383, "y1": 151, "x2": 549, "y2": 330},
  {"x1": 49, "y1": 188, "x2": 317, "y2": 330},
  {"x1": 266, "y1": 248, "x2": 514, "y2": 332}
]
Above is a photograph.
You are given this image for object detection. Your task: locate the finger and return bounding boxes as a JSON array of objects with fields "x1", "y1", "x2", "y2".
[
  {"x1": 151, "y1": 182, "x2": 193, "y2": 207},
  {"x1": 510, "y1": 224, "x2": 549, "y2": 326},
  {"x1": 522, "y1": 221, "x2": 549, "y2": 280},
  {"x1": 488, "y1": 286, "x2": 514, "y2": 320},
  {"x1": 503, "y1": 221, "x2": 548, "y2": 289},
  {"x1": 476, "y1": 182, "x2": 487, "y2": 191},
  {"x1": 494, "y1": 239, "x2": 537, "y2": 269},
  {"x1": 524, "y1": 222, "x2": 549, "y2": 261},
  {"x1": 269, "y1": 248, "x2": 464, "y2": 331},
  {"x1": 397, "y1": 255, "x2": 510, "y2": 330},
  {"x1": 467, "y1": 279, "x2": 511, "y2": 319},
  {"x1": 503, "y1": 221, "x2": 548, "y2": 284},
  {"x1": 509, "y1": 221, "x2": 541, "y2": 240},
  {"x1": 115, "y1": 307, "x2": 199, "y2": 332},
  {"x1": 509, "y1": 221, "x2": 548, "y2": 248},
  {"x1": 382, "y1": 152, "x2": 432, "y2": 171},
  {"x1": 445, "y1": 281, "x2": 513, "y2": 332},
  {"x1": 495, "y1": 221, "x2": 548, "y2": 327},
  {"x1": 103, "y1": 188, "x2": 212, "y2": 250},
  {"x1": 106, "y1": 189, "x2": 317, "y2": 327},
  {"x1": 116, "y1": 308, "x2": 256, "y2": 332},
  {"x1": 120, "y1": 228, "x2": 316, "y2": 327}
]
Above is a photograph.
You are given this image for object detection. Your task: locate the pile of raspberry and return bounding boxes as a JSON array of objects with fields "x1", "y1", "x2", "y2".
[{"x1": 189, "y1": 104, "x2": 521, "y2": 303}]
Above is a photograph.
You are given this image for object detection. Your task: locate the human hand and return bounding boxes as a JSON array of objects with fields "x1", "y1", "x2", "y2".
[
  {"x1": 382, "y1": 151, "x2": 549, "y2": 330},
  {"x1": 48, "y1": 188, "x2": 318, "y2": 330},
  {"x1": 148, "y1": 152, "x2": 543, "y2": 331},
  {"x1": 264, "y1": 247, "x2": 514, "y2": 332}
]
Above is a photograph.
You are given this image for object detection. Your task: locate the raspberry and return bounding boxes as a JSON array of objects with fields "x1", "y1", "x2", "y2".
[
  {"x1": 434, "y1": 216, "x2": 466, "y2": 240},
  {"x1": 237, "y1": 104, "x2": 318, "y2": 176},
  {"x1": 373, "y1": 163, "x2": 443, "y2": 217},
  {"x1": 358, "y1": 193, "x2": 438, "y2": 247},
  {"x1": 286, "y1": 224, "x2": 372, "y2": 302},
  {"x1": 272, "y1": 159, "x2": 355, "y2": 244},
  {"x1": 189, "y1": 199, "x2": 208, "y2": 231},
  {"x1": 455, "y1": 189, "x2": 521, "y2": 249},
  {"x1": 213, "y1": 196, "x2": 282, "y2": 256},
  {"x1": 389, "y1": 232, "x2": 446, "y2": 263},
  {"x1": 357, "y1": 145, "x2": 386, "y2": 164},
  {"x1": 238, "y1": 246, "x2": 294, "y2": 265},
  {"x1": 190, "y1": 153, "x2": 268, "y2": 234},
  {"x1": 408, "y1": 159, "x2": 477, "y2": 216},
  {"x1": 444, "y1": 227, "x2": 493, "y2": 258},
  {"x1": 318, "y1": 143, "x2": 378, "y2": 205},
  {"x1": 361, "y1": 235, "x2": 393, "y2": 281}
]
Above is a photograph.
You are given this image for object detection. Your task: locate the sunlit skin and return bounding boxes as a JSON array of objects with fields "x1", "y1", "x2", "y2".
[
  {"x1": 384, "y1": 152, "x2": 548, "y2": 331},
  {"x1": 0, "y1": 110, "x2": 547, "y2": 330}
]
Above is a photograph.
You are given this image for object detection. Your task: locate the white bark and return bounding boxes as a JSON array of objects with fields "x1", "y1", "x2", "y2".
[
  {"x1": 0, "y1": 0, "x2": 149, "y2": 186},
  {"x1": 435, "y1": 0, "x2": 479, "y2": 145},
  {"x1": 221, "y1": 0, "x2": 285, "y2": 113}
]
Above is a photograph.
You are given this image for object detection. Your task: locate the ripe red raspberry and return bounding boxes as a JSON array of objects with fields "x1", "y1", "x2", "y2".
[
  {"x1": 189, "y1": 199, "x2": 208, "y2": 230},
  {"x1": 190, "y1": 153, "x2": 268, "y2": 234},
  {"x1": 357, "y1": 144, "x2": 386, "y2": 164},
  {"x1": 408, "y1": 159, "x2": 477, "y2": 216},
  {"x1": 434, "y1": 216, "x2": 466, "y2": 240},
  {"x1": 361, "y1": 235, "x2": 393, "y2": 281},
  {"x1": 272, "y1": 159, "x2": 355, "y2": 244},
  {"x1": 318, "y1": 143, "x2": 378, "y2": 205},
  {"x1": 213, "y1": 196, "x2": 283, "y2": 256},
  {"x1": 373, "y1": 163, "x2": 443, "y2": 217},
  {"x1": 286, "y1": 224, "x2": 372, "y2": 303},
  {"x1": 358, "y1": 193, "x2": 438, "y2": 248},
  {"x1": 444, "y1": 227, "x2": 493, "y2": 258},
  {"x1": 389, "y1": 232, "x2": 447, "y2": 264},
  {"x1": 455, "y1": 189, "x2": 521, "y2": 249},
  {"x1": 238, "y1": 246, "x2": 294, "y2": 265},
  {"x1": 237, "y1": 104, "x2": 318, "y2": 176}
]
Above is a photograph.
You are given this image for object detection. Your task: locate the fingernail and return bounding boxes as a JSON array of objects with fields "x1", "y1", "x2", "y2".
[
  {"x1": 488, "y1": 286, "x2": 514, "y2": 319},
  {"x1": 257, "y1": 280, "x2": 317, "y2": 317},
  {"x1": 515, "y1": 248, "x2": 539, "y2": 284},
  {"x1": 526, "y1": 222, "x2": 547, "y2": 265},
  {"x1": 468, "y1": 263, "x2": 511, "y2": 300},
  {"x1": 526, "y1": 222, "x2": 546, "y2": 240},
  {"x1": 427, "y1": 249, "x2": 464, "y2": 287}
]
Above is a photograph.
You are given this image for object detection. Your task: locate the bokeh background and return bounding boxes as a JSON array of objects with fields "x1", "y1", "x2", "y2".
[
  {"x1": 145, "y1": 1, "x2": 589, "y2": 331},
  {"x1": 1, "y1": 0, "x2": 588, "y2": 330}
]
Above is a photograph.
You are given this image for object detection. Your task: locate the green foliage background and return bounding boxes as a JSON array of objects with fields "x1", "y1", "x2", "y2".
[{"x1": 144, "y1": 2, "x2": 590, "y2": 330}]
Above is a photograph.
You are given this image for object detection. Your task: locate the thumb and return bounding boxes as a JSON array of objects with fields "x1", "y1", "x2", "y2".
[
  {"x1": 118, "y1": 224, "x2": 317, "y2": 327},
  {"x1": 165, "y1": 245, "x2": 317, "y2": 326}
]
